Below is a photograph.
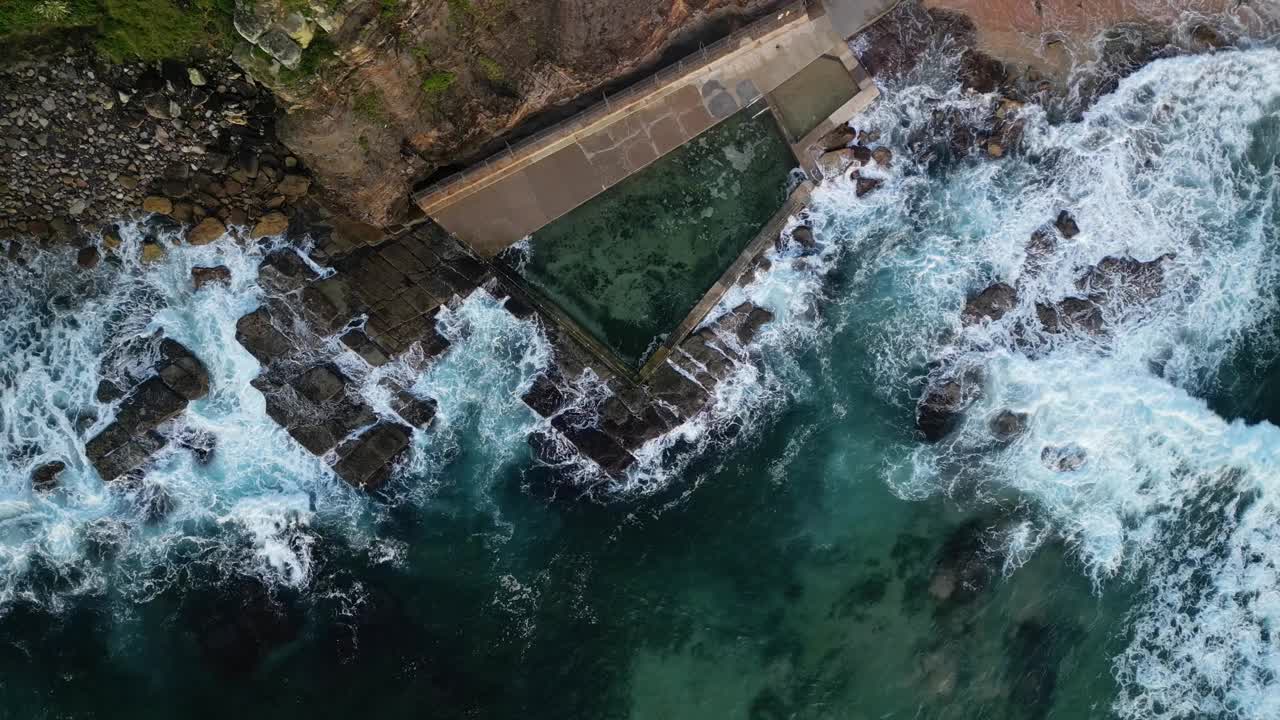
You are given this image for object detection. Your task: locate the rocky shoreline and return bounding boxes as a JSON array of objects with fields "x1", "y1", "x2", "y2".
[
  {"x1": 4, "y1": 0, "x2": 1266, "y2": 491},
  {"x1": 0, "y1": 50, "x2": 327, "y2": 253}
]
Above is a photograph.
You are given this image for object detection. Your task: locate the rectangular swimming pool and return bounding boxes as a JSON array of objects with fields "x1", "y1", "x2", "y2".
[{"x1": 503, "y1": 101, "x2": 797, "y2": 369}]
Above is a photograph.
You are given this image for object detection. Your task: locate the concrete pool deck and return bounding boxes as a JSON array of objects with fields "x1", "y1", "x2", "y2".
[{"x1": 414, "y1": 0, "x2": 895, "y2": 259}]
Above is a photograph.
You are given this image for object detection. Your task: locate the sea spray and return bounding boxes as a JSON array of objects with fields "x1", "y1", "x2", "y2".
[
  {"x1": 0, "y1": 220, "x2": 557, "y2": 610},
  {"x1": 786, "y1": 47, "x2": 1280, "y2": 718}
]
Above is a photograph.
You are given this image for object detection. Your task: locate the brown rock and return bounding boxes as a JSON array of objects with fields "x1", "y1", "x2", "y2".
[
  {"x1": 986, "y1": 142, "x2": 1005, "y2": 158},
  {"x1": 854, "y1": 174, "x2": 883, "y2": 197},
  {"x1": 142, "y1": 196, "x2": 173, "y2": 215},
  {"x1": 816, "y1": 124, "x2": 856, "y2": 151},
  {"x1": 332, "y1": 422, "x2": 411, "y2": 490},
  {"x1": 171, "y1": 201, "x2": 195, "y2": 223},
  {"x1": 817, "y1": 148, "x2": 860, "y2": 180},
  {"x1": 187, "y1": 217, "x2": 226, "y2": 246},
  {"x1": 76, "y1": 246, "x2": 101, "y2": 269},
  {"x1": 140, "y1": 242, "x2": 166, "y2": 263},
  {"x1": 251, "y1": 212, "x2": 289, "y2": 239},
  {"x1": 962, "y1": 283, "x2": 1018, "y2": 325},
  {"x1": 192, "y1": 265, "x2": 232, "y2": 289},
  {"x1": 872, "y1": 147, "x2": 893, "y2": 167},
  {"x1": 31, "y1": 461, "x2": 65, "y2": 493},
  {"x1": 276, "y1": 174, "x2": 311, "y2": 197}
]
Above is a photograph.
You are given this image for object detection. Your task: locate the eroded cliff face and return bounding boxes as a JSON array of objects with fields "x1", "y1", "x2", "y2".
[{"x1": 235, "y1": 0, "x2": 786, "y2": 227}]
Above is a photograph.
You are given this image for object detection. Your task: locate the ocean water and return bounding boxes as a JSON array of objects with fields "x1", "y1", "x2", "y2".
[{"x1": 1, "y1": 38, "x2": 1279, "y2": 720}]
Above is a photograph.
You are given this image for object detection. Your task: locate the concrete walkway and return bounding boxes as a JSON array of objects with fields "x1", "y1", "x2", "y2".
[{"x1": 414, "y1": 0, "x2": 894, "y2": 258}]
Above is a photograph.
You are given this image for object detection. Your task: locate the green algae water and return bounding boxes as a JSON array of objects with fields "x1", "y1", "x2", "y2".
[
  {"x1": 507, "y1": 101, "x2": 797, "y2": 368},
  {"x1": 3, "y1": 32, "x2": 1280, "y2": 720}
]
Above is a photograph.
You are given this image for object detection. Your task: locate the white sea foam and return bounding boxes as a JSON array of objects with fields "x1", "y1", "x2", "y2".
[
  {"x1": 792, "y1": 47, "x2": 1280, "y2": 719},
  {"x1": 0, "y1": 219, "x2": 553, "y2": 608}
]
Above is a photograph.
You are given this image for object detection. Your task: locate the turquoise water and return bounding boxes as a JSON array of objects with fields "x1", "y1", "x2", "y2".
[
  {"x1": 507, "y1": 103, "x2": 797, "y2": 368},
  {"x1": 0, "y1": 41, "x2": 1279, "y2": 720}
]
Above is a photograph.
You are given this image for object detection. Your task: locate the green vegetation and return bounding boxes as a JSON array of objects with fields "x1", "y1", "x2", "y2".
[
  {"x1": 420, "y1": 70, "x2": 456, "y2": 97},
  {"x1": 353, "y1": 90, "x2": 387, "y2": 124},
  {"x1": 379, "y1": 0, "x2": 399, "y2": 19},
  {"x1": 446, "y1": 0, "x2": 473, "y2": 17},
  {"x1": 276, "y1": 33, "x2": 338, "y2": 87},
  {"x1": 0, "y1": 0, "x2": 234, "y2": 61},
  {"x1": 476, "y1": 55, "x2": 504, "y2": 84}
]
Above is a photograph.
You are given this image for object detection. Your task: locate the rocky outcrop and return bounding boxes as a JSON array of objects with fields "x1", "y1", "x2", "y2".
[
  {"x1": 0, "y1": 51, "x2": 315, "y2": 247},
  {"x1": 85, "y1": 338, "x2": 210, "y2": 481},
  {"x1": 916, "y1": 211, "x2": 1175, "y2": 441},
  {"x1": 961, "y1": 283, "x2": 1017, "y2": 325},
  {"x1": 517, "y1": 290, "x2": 775, "y2": 478},
  {"x1": 231, "y1": 222, "x2": 487, "y2": 491},
  {"x1": 243, "y1": 0, "x2": 790, "y2": 227}
]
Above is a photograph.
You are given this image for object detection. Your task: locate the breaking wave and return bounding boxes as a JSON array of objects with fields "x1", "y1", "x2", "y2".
[
  {"x1": 770, "y1": 47, "x2": 1280, "y2": 719},
  {"x1": 0, "y1": 221, "x2": 550, "y2": 610}
]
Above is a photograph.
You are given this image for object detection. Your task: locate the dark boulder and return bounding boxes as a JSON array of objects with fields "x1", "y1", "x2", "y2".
[
  {"x1": 339, "y1": 329, "x2": 390, "y2": 367},
  {"x1": 1054, "y1": 210, "x2": 1080, "y2": 239},
  {"x1": 733, "y1": 302, "x2": 775, "y2": 344},
  {"x1": 96, "y1": 378, "x2": 125, "y2": 403},
  {"x1": 790, "y1": 226, "x2": 816, "y2": 253},
  {"x1": 260, "y1": 249, "x2": 317, "y2": 281},
  {"x1": 855, "y1": 173, "x2": 883, "y2": 197},
  {"x1": 191, "y1": 265, "x2": 232, "y2": 290},
  {"x1": 114, "y1": 376, "x2": 189, "y2": 429},
  {"x1": 917, "y1": 375, "x2": 980, "y2": 442},
  {"x1": 816, "y1": 124, "x2": 856, "y2": 151},
  {"x1": 1036, "y1": 298, "x2": 1105, "y2": 335},
  {"x1": 521, "y1": 372, "x2": 569, "y2": 418},
  {"x1": 86, "y1": 427, "x2": 168, "y2": 482},
  {"x1": 962, "y1": 283, "x2": 1018, "y2": 325},
  {"x1": 157, "y1": 339, "x2": 210, "y2": 401},
  {"x1": 1041, "y1": 444, "x2": 1087, "y2": 472},
  {"x1": 332, "y1": 422, "x2": 411, "y2": 491},
  {"x1": 551, "y1": 413, "x2": 636, "y2": 476},
  {"x1": 31, "y1": 461, "x2": 66, "y2": 493},
  {"x1": 1076, "y1": 253, "x2": 1174, "y2": 303},
  {"x1": 386, "y1": 384, "x2": 437, "y2": 428},
  {"x1": 235, "y1": 308, "x2": 292, "y2": 365},
  {"x1": 76, "y1": 246, "x2": 101, "y2": 269},
  {"x1": 989, "y1": 410, "x2": 1028, "y2": 442},
  {"x1": 1026, "y1": 229, "x2": 1056, "y2": 270}
]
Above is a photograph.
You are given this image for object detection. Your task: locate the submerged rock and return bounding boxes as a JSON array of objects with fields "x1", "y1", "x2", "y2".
[
  {"x1": 989, "y1": 410, "x2": 1028, "y2": 441},
  {"x1": 76, "y1": 246, "x2": 101, "y2": 269},
  {"x1": 917, "y1": 376, "x2": 978, "y2": 442},
  {"x1": 31, "y1": 461, "x2": 66, "y2": 493},
  {"x1": 1041, "y1": 444, "x2": 1087, "y2": 472}
]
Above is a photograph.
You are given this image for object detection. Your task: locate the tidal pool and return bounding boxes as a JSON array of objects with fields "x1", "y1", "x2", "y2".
[{"x1": 505, "y1": 101, "x2": 797, "y2": 368}]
